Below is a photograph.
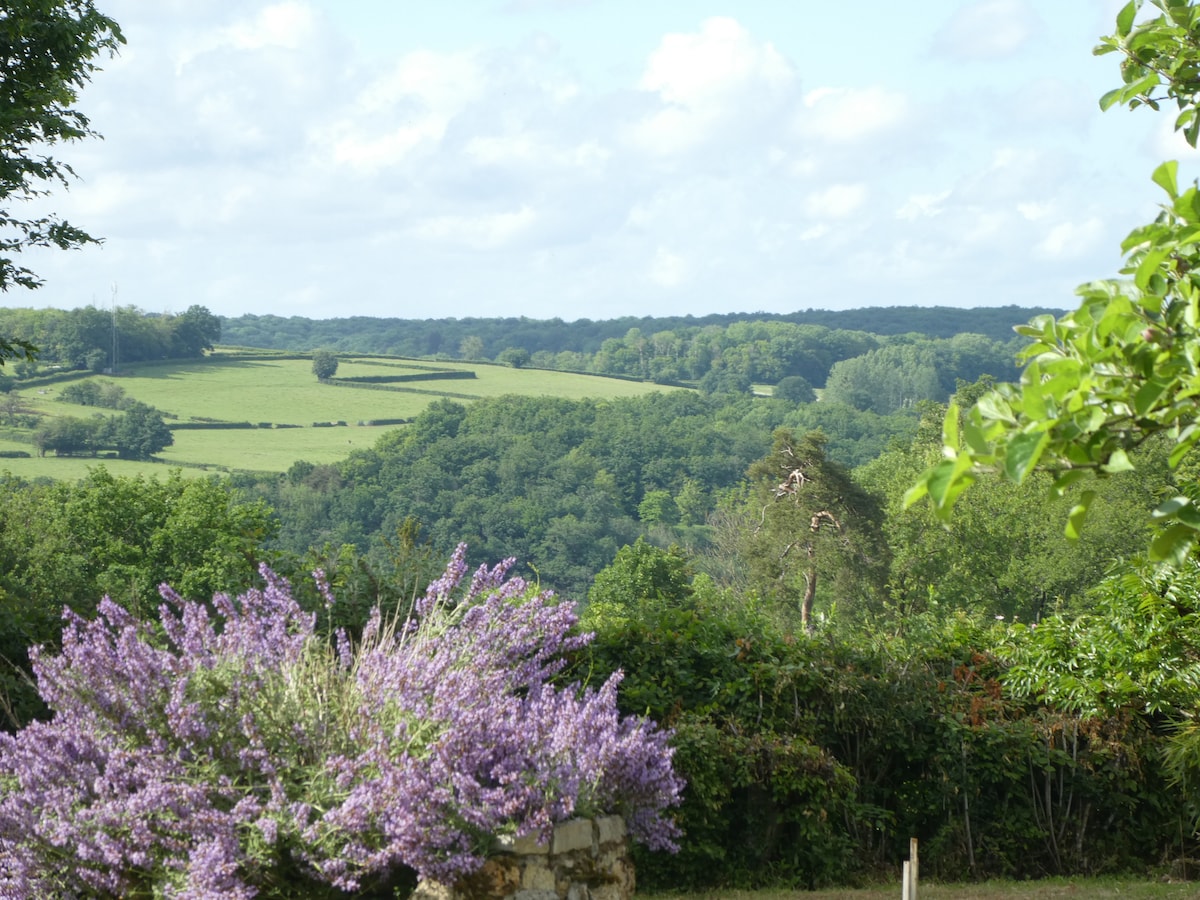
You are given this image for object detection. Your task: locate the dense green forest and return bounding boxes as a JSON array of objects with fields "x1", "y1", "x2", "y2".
[
  {"x1": 219, "y1": 307, "x2": 1039, "y2": 398},
  {"x1": 219, "y1": 305, "x2": 1064, "y2": 357},
  {"x1": 0, "y1": 380, "x2": 1184, "y2": 889},
  {"x1": 0, "y1": 300, "x2": 1188, "y2": 890},
  {"x1": 11, "y1": 0, "x2": 1200, "y2": 893}
]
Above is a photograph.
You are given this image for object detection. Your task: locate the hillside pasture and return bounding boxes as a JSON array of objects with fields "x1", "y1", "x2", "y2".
[
  {"x1": 0, "y1": 354, "x2": 678, "y2": 476},
  {"x1": 697, "y1": 880, "x2": 1199, "y2": 900},
  {"x1": 157, "y1": 423, "x2": 393, "y2": 471}
]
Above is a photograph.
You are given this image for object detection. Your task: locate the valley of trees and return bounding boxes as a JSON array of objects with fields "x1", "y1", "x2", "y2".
[
  {"x1": 0, "y1": 375, "x2": 1184, "y2": 889},
  {"x1": 0, "y1": 304, "x2": 1188, "y2": 890},
  {"x1": 8, "y1": 0, "x2": 1200, "y2": 893},
  {"x1": 221, "y1": 307, "x2": 1035, "y2": 409}
]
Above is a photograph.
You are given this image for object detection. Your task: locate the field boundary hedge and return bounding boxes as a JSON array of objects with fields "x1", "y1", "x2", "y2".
[
  {"x1": 329, "y1": 371, "x2": 476, "y2": 385},
  {"x1": 168, "y1": 421, "x2": 256, "y2": 431},
  {"x1": 341, "y1": 358, "x2": 459, "y2": 372},
  {"x1": 323, "y1": 381, "x2": 482, "y2": 400}
]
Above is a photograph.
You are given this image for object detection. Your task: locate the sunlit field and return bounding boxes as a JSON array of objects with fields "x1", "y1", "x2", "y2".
[
  {"x1": 681, "y1": 878, "x2": 1199, "y2": 900},
  {"x1": 1, "y1": 354, "x2": 681, "y2": 476}
]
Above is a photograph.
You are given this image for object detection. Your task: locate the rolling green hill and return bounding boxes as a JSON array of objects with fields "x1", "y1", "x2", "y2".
[{"x1": 1, "y1": 352, "x2": 677, "y2": 479}]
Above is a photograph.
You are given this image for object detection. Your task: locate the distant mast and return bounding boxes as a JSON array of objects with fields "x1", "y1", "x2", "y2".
[{"x1": 110, "y1": 283, "x2": 118, "y2": 374}]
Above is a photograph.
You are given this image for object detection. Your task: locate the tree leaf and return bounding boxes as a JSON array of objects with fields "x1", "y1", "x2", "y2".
[
  {"x1": 1102, "y1": 448, "x2": 1136, "y2": 473},
  {"x1": 1065, "y1": 489, "x2": 1097, "y2": 541},
  {"x1": 1153, "y1": 495, "x2": 1193, "y2": 520},
  {"x1": 1133, "y1": 378, "x2": 1169, "y2": 416},
  {"x1": 1051, "y1": 469, "x2": 1090, "y2": 497},
  {"x1": 942, "y1": 400, "x2": 960, "y2": 454},
  {"x1": 1135, "y1": 246, "x2": 1172, "y2": 290},
  {"x1": 975, "y1": 391, "x2": 1016, "y2": 424},
  {"x1": 1150, "y1": 523, "x2": 1197, "y2": 564},
  {"x1": 1153, "y1": 160, "x2": 1181, "y2": 199},
  {"x1": 1100, "y1": 87, "x2": 1127, "y2": 111},
  {"x1": 1116, "y1": 0, "x2": 1138, "y2": 38},
  {"x1": 1169, "y1": 423, "x2": 1200, "y2": 468},
  {"x1": 1003, "y1": 430, "x2": 1049, "y2": 484}
]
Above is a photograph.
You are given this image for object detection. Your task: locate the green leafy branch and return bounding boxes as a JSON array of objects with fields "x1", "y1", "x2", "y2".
[{"x1": 909, "y1": 0, "x2": 1200, "y2": 565}]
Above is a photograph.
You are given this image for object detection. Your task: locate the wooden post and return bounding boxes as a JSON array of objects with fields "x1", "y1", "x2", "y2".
[
  {"x1": 902, "y1": 837, "x2": 919, "y2": 899},
  {"x1": 910, "y1": 837, "x2": 919, "y2": 900}
]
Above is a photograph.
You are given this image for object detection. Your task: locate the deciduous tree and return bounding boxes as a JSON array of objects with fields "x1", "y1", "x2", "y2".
[
  {"x1": 0, "y1": 1, "x2": 123, "y2": 365},
  {"x1": 110, "y1": 400, "x2": 172, "y2": 459},
  {"x1": 909, "y1": 0, "x2": 1200, "y2": 564},
  {"x1": 311, "y1": 348, "x2": 338, "y2": 380}
]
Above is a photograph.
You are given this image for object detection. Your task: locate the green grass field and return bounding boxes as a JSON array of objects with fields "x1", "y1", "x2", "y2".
[
  {"x1": 684, "y1": 878, "x2": 1198, "y2": 899},
  {"x1": 0, "y1": 354, "x2": 678, "y2": 478}
]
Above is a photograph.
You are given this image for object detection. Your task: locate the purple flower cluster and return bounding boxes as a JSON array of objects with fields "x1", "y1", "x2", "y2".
[{"x1": 0, "y1": 545, "x2": 682, "y2": 898}]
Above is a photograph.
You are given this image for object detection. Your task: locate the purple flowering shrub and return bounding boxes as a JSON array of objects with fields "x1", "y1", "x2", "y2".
[{"x1": 0, "y1": 544, "x2": 682, "y2": 899}]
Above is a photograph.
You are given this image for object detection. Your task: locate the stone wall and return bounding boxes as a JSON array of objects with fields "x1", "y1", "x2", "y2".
[{"x1": 413, "y1": 816, "x2": 634, "y2": 900}]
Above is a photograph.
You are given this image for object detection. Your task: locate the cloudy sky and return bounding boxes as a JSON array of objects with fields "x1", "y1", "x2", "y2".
[{"x1": 13, "y1": 0, "x2": 1200, "y2": 323}]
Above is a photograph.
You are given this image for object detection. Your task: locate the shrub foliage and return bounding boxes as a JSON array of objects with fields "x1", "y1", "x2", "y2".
[{"x1": 0, "y1": 546, "x2": 681, "y2": 898}]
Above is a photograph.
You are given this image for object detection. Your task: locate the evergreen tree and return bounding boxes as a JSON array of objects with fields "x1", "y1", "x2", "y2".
[{"x1": 735, "y1": 429, "x2": 888, "y2": 629}]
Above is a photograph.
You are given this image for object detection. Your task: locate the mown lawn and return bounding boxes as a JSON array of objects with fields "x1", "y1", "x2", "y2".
[{"x1": 674, "y1": 879, "x2": 1199, "y2": 899}]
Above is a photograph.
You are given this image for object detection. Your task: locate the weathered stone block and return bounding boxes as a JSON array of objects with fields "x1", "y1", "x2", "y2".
[
  {"x1": 521, "y1": 861, "x2": 557, "y2": 892},
  {"x1": 422, "y1": 818, "x2": 631, "y2": 900},
  {"x1": 411, "y1": 880, "x2": 456, "y2": 900},
  {"x1": 595, "y1": 816, "x2": 625, "y2": 847},
  {"x1": 512, "y1": 891, "x2": 559, "y2": 900},
  {"x1": 590, "y1": 885, "x2": 623, "y2": 900},
  {"x1": 459, "y1": 857, "x2": 520, "y2": 900},
  {"x1": 495, "y1": 831, "x2": 550, "y2": 856},
  {"x1": 551, "y1": 818, "x2": 595, "y2": 855}
]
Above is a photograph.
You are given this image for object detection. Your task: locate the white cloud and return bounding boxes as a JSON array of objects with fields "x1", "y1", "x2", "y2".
[
  {"x1": 805, "y1": 183, "x2": 867, "y2": 219},
  {"x1": 408, "y1": 206, "x2": 538, "y2": 250},
  {"x1": 16, "y1": 1, "x2": 1151, "y2": 322},
  {"x1": 465, "y1": 134, "x2": 610, "y2": 173},
  {"x1": 361, "y1": 50, "x2": 482, "y2": 115},
  {"x1": 172, "y1": 2, "x2": 319, "y2": 74},
  {"x1": 797, "y1": 86, "x2": 909, "y2": 143},
  {"x1": 1017, "y1": 201, "x2": 1053, "y2": 221},
  {"x1": 1149, "y1": 115, "x2": 1200, "y2": 163},
  {"x1": 1036, "y1": 217, "x2": 1104, "y2": 259},
  {"x1": 640, "y1": 17, "x2": 791, "y2": 107},
  {"x1": 961, "y1": 210, "x2": 1008, "y2": 245},
  {"x1": 897, "y1": 191, "x2": 950, "y2": 220},
  {"x1": 327, "y1": 123, "x2": 442, "y2": 170},
  {"x1": 649, "y1": 247, "x2": 689, "y2": 287},
  {"x1": 313, "y1": 49, "x2": 484, "y2": 171},
  {"x1": 932, "y1": 0, "x2": 1039, "y2": 61},
  {"x1": 225, "y1": 2, "x2": 315, "y2": 50},
  {"x1": 628, "y1": 17, "x2": 794, "y2": 154}
]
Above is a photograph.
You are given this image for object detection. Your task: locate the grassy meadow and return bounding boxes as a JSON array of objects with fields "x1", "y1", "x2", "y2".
[
  {"x1": 0, "y1": 353, "x2": 677, "y2": 479},
  {"x1": 687, "y1": 879, "x2": 1200, "y2": 900}
]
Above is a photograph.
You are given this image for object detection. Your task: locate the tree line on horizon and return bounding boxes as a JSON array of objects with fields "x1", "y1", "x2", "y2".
[
  {"x1": 0, "y1": 303, "x2": 1036, "y2": 417},
  {"x1": 0, "y1": 304, "x2": 221, "y2": 376},
  {"x1": 220, "y1": 304, "x2": 1063, "y2": 356}
]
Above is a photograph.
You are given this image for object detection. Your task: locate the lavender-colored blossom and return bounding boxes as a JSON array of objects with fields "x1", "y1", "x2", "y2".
[{"x1": 0, "y1": 544, "x2": 682, "y2": 897}]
